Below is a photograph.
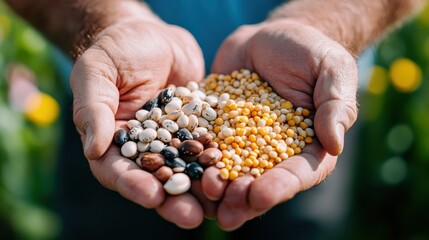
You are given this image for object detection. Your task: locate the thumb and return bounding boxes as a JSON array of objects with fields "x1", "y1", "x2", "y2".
[
  {"x1": 313, "y1": 50, "x2": 358, "y2": 156},
  {"x1": 70, "y1": 50, "x2": 119, "y2": 160}
]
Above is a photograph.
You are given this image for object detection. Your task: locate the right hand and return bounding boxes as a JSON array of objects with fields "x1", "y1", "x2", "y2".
[{"x1": 70, "y1": 17, "x2": 212, "y2": 228}]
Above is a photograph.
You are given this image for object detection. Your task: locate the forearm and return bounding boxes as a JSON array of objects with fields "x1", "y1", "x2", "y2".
[
  {"x1": 5, "y1": 0, "x2": 161, "y2": 59},
  {"x1": 269, "y1": 0, "x2": 425, "y2": 55}
]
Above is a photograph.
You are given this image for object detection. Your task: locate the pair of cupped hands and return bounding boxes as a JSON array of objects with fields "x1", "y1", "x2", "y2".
[{"x1": 70, "y1": 15, "x2": 358, "y2": 230}]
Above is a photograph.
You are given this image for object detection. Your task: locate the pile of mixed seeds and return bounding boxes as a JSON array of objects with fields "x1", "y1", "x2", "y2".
[{"x1": 113, "y1": 69, "x2": 314, "y2": 195}]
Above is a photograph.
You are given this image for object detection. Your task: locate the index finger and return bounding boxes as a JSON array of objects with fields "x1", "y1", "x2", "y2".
[
  {"x1": 248, "y1": 140, "x2": 336, "y2": 211},
  {"x1": 88, "y1": 145, "x2": 165, "y2": 209}
]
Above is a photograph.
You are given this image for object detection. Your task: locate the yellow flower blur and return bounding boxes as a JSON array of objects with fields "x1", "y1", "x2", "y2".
[
  {"x1": 367, "y1": 66, "x2": 388, "y2": 95},
  {"x1": 389, "y1": 58, "x2": 422, "y2": 93},
  {"x1": 24, "y1": 92, "x2": 60, "y2": 126}
]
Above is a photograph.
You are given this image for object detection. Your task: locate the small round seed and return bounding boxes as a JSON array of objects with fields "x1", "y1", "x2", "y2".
[
  {"x1": 129, "y1": 126, "x2": 144, "y2": 141},
  {"x1": 136, "y1": 152, "x2": 165, "y2": 172},
  {"x1": 163, "y1": 173, "x2": 191, "y2": 195},
  {"x1": 170, "y1": 138, "x2": 182, "y2": 149},
  {"x1": 158, "y1": 88, "x2": 174, "y2": 105},
  {"x1": 157, "y1": 128, "x2": 172, "y2": 143},
  {"x1": 142, "y1": 98, "x2": 159, "y2": 111},
  {"x1": 150, "y1": 140, "x2": 165, "y2": 153},
  {"x1": 187, "y1": 115, "x2": 198, "y2": 131},
  {"x1": 127, "y1": 119, "x2": 141, "y2": 129},
  {"x1": 186, "y1": 81, "x2": 199, "y2": 91},
  {"x1": 161, "y1": 146, "x2": 179, "y2": 160},
  {"x1": 176, "y1": 114, "x2": 189, "y2": 128},
  {"x1": 182, "y1": 99, "x2": 202, "y2": 116},
  {"x1": 167, "y1": 110, "x2": 183, "y2": 121},
  {"x1": 137, "y1": 141, "x2": 150, "y2": 152},
  {"x1": 162, "y1": 119, "x2": 179, "y2": 133},
  {"x1": 142, "y1": 119, "x2": 159, "y2": 130},
  {"x1": 195, "y1": 133, "x2": 213, "y2": 146},
  {"x1": 175, "y1": 86, "x2": 191, "y2": 98},
  {"x1": 149, "y1": 107, "x2": 163, "y2": 122},
  {"x1": 154, "y1": 166, "x2": 174, "y2": 183},
  {"x1": 176, "y1": 128, "x2": 193, "y2": 142},
  {"x1": 198, "y1": 148, "x2": 222, "y2": 166},
  {"x1": 165, "y1": 157, "x2": 187, "y2": 173},
  {"x1": 185, "y1": 162, "x2": 204, "y2": 179},
  {"x1": 121, "y1": 141, "x2": 138, "y2": 158},
  {"x1": 113, "y1": 129, "x2": 129, "y2": 146},
  {"x1": 164, "y1": 100, "x2": 182, "y2": 114},
  {"x1": 202, "y1": 107, "x2": 217, "y2": 121},
  {"x1": 139, "y1": 128, "x2": 157, "y2": 143},
  {"x1": 178, "y1": 140, "x2": 204, "y2": 157},
  {"x1": 135, "y1": 109, "x2": 149, "y2": 122}
]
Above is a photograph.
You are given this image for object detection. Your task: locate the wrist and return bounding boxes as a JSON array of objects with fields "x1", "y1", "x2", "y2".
[{"x1": 72, "y1": 1, "x2": 164, "y2": 60}]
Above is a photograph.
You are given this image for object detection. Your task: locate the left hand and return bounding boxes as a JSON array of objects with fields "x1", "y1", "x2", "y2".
[{"x1": 203, "y1": 20, "x2": 359, "y2": 230}]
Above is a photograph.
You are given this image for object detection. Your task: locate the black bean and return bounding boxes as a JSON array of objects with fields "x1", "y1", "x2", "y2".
[
  {"x1": 113, "y1": 129, "x2": 129, "y2": 146},
  {"x1": 165, "y1": 157, "x2": 187, "y2": 173},
  {"x1": 176, "y1": 128, "x2": 193, "y2": 141},
  {"x1": 185, "y1": 162, "x2": 204, "y2": 179},
  {"x1": 142, "y1": 98, "x2": 160, "y2": 111},
  {"x1": 161, "y1": 146, "x2": 179, "y2": 161},
  {"x1": 158, "y1": 88, "x2": 174, "y2": 105}
]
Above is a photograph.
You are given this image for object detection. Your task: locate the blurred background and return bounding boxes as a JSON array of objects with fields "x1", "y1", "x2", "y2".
[{"x1": 0, "y1": 2, "x2": 429, "y2": 240}]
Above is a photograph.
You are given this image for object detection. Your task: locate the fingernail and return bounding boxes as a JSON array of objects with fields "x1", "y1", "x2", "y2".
[
  {"x1": 84, "y1": 125, "x2": 94, "y2": 157},
  {"x1": 335, "y1": 123, "x2": 345, "y2": 154}
]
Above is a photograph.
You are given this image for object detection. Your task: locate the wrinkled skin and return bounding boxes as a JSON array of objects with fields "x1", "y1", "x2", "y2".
[
  {"x1": 69, "y1": 19, "x2": 214, "y2": 229},
  {"x1": 203, "y1": 20, "x2": 358, "y2": 230},
  {"x1": 70, "y1": 17, "x2": 359, "y2": 230}
]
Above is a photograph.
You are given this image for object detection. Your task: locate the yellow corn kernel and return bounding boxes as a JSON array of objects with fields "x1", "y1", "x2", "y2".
[
  {"x1": 220, "y1": 143, "x2": 228, "y2": 150},
  {"x1": 252, "y1": 159, "x2": 260, "y2": 168},
  {"x1": 231, "y1": 142, "x2": 239, "y2": 149},
  {"x1": 249, "y1": 134, "x2": 257, "y2": 142},
  {"x1": 305, "y1": 137, "x2": 313, "y2": 144},
  {"x1": 225, "y1": 165, "x2": 232, "y2": 171},
  {"x1": 236, "y1": 128, "x2": 246, "y2": 136},
  {"x1": 244, "y1": 159, "x2": 253, "y2": 167},
  {"x1": 251, "y1": 72, "x2": 259, "y2": 80},
  {"x1": 242, "y1": 108, "x2": 251, "y2": 116},
  {"x1": 219, "y1": 168, "x2": 229, "y2": 180},
  {"x1": 286, "y1": 147, "x2": 295, "y2": 157},
  {"x1": 222, "y1": 151, "x2": 232, "y2": 158},
  {"x1": 250, "y1": 143, "x2": 259, "y2": 150},
  {"x1": 225, "y1": 136, "x2": 235, "y2": 144},
  {"x1": 215, "y1": 118, "x2": 224, "y2": 126},
  {"x1": 281, "y1": 101, "x2": 292, "y2": 110},
  {"x1": 286, "y1": 129, "x2": 295, "y2": 138},
  {"x1": 299, "y1": 122, "x2": 308, "y2": 129},
  {"x1": 234, "y1": 147, "x2": 242, "y2": 155},
  {"x1": 229, "y1": 170, "x2": 239, "y2": 180},
  {"x1": 294, "y1": 147, "x2": 302, "y2": 154},
  {"x1": 213, "y1": 126, "x2": 221, "y2": 134},
  {"x1": 302, "y1": 108, "x2": 310, "y2": 117},
  {"x1": 264, "y1": 135, "x2": 271, "y2": 143}
]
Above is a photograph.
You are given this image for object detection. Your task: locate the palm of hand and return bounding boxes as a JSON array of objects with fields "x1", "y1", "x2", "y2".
[
  {"x1": 69, "y1": 20, "x2": 208, "y2": 228},
  {"x1": 207, "y1": 20, "x2": 358, "y2": 230}
]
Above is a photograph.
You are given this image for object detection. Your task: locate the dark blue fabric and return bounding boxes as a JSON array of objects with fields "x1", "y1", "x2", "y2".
[{"x1": 145, "y1": 0, "x2": 284, "y2": 71}]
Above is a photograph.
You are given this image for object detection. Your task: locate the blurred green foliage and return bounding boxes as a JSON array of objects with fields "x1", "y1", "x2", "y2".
[
  {"x1": 1, "y1": 1, "x2": 429, "y2": 240},
  {"x1": 347, "y1": 6, "x2": 429, "y2": 240},
  {"x1": 0, "y1": 3, "x2": 63, "y2": 240}
]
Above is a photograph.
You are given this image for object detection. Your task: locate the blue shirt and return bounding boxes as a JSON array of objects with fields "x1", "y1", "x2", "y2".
[{"x1": 145, "y1": 1, "x2": 284, "y2": 71}]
